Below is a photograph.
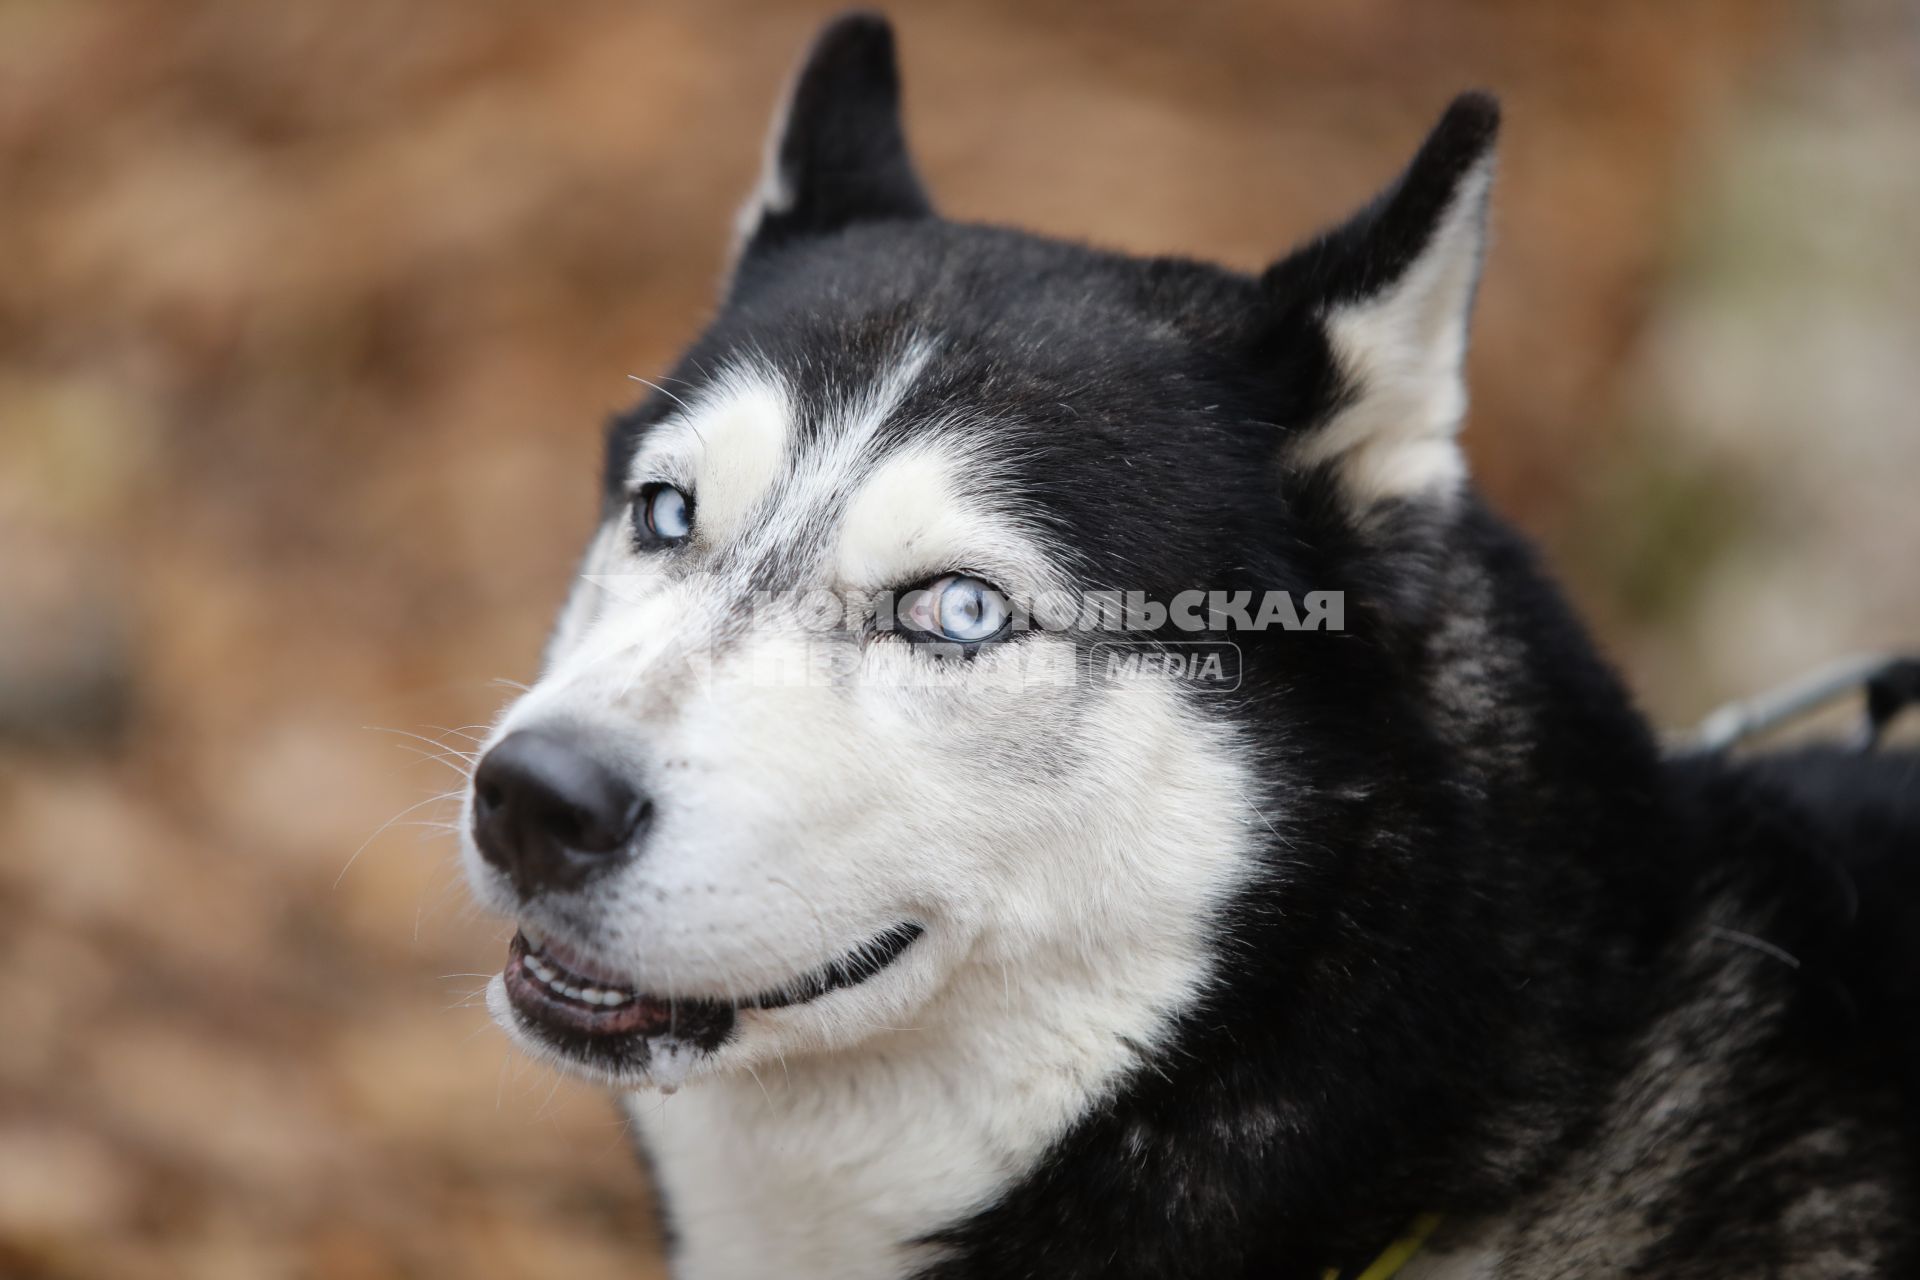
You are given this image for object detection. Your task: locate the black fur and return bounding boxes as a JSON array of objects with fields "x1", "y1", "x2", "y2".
[
  {"x1": 1260, "y1": 90, "x2": 1497, "y2": 310},
  {"x1": 599, "y1": 15, "x2": 1920, "y2": 1276},
  {"x1": 735, "y1": 12, "x2": 932, "y2": 267}
]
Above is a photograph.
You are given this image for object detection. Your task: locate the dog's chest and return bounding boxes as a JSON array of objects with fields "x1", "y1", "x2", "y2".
[{"x1": 624, "y1": 1059, "x2": 1049, "y2": 1280}]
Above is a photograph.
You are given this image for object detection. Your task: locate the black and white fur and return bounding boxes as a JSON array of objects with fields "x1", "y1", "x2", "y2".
[{"x1": 460, "y1": 15, "x2": 1920, "y2": 1277}]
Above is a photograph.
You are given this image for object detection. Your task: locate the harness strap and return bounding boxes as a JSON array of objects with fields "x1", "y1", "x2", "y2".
[
  {"x1": 1321, "y1": 1212, "x2": 1444, "y2": 1280},
  {"x1": 1683, "y1": 653, "x2": 1920, "y2": 753}
]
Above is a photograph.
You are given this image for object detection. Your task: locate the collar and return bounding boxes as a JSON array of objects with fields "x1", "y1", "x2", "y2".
[{"x1": 1321, "y1": 1213, "x2": 1443, "y2": 1280}]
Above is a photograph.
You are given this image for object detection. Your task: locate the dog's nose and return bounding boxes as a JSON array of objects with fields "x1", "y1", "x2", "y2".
[{"x1": 471, "y1": 730, "x2": 650, "y2": 897}]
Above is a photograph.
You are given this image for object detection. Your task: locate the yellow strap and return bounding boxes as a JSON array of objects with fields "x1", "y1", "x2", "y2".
[{"x1": 1321, "y1": 1213, "x2": 1444, "y2": 1280}]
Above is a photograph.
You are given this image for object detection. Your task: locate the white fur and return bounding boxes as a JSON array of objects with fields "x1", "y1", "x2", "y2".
[
  {"x1": 834, "y1": 433, "x2": 1077, "y2": 601},
  {"x1": 627, "y1": 371, "x2": 794, "y2": 549},
  {"x1": 1295, "y1": 159, "x2": 1493, "y2": 509},
  {"x1": 543, "y1": 518, "x2": 626, "y2": 675},
  {"x1": 462, "y1": 348, "x2": 1269, "y2": 1276},
  {"x1": 728, "y1": 67, "x2": 798, "y2": 271},
  {"x1": 745, "y1": 335, "x2": 937, "y2": 566}
]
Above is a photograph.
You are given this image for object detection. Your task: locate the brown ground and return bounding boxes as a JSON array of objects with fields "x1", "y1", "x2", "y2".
[{"x1": 8, "y1": 2, "x2": 1914, "y2": 1277}]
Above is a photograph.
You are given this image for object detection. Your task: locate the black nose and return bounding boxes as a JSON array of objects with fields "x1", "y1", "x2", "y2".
[{"x1": 471, "y1": 730, "x2": 651, "y2": 897}]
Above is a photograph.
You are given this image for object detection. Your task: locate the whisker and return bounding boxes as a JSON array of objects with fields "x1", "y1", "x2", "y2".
[
  {"x1": 1706, "y1": 925, "x2": 1802, "y2": 970},
  {"x1": 368, "y1": 724, "x2": 484, "y2": 757},
  {"x1": 743, "y1": 1062, "x2": 776, "y2": 1111},
  {"x1": 336, "y1": 788, "x2": 465, "y2": 888},
  {"x1": 385, "y1": 742, "x2": 477, "y2": 782},
  {"x1": 627, "y1": 374, "x2": 692, "y2": 411},
  {"x1": 532, "y1": 1069, "x2": 567, "y2": 1121}
]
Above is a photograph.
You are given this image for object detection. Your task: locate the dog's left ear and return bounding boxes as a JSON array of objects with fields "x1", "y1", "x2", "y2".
[
  {"x1": 1264, "y1": 93, "x2": 1499, "y2": 512},
  {"x1": 730, "y1": 13, "x2": 933, "y2": 271}
]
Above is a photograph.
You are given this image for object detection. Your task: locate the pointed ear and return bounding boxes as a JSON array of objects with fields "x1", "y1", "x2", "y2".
[
  {"x1": 731, "y1": 13, "x2": 932, "y2": 266},
  {"x1": 1266, "y1": 93, "x2": 1499, "y2": 511}
]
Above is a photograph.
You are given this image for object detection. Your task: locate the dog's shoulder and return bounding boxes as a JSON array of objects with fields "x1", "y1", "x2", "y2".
[
  {"x1": 1404, "y1": 747, "x2": 1920, "y2": 1278},
  {"x1": 1695, "y1": 746, "x2": 1920, "y2": 1097}
]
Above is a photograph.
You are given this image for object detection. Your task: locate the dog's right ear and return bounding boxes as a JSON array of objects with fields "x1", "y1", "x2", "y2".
[{"x1": 729, "y1": 13, "x2": 932, "y2": 273}]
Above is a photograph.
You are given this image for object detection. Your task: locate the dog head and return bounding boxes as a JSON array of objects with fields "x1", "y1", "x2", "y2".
[{"x1": 461, "y1": 14, "x2": 1498, "y2": 1091}]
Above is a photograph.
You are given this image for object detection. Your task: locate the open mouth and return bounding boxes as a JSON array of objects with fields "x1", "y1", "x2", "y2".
[{"x1": 502, "y1": 920, "x2": 924, "y2": 1065}]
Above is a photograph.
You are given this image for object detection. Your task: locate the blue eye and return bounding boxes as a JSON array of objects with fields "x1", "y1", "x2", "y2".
[
  {"x1": 635, "y1": 483, "x2": 693, "y2": 545},
  {"x1": 901, "y1": 574, "x2": 1011, "y2": 647}
]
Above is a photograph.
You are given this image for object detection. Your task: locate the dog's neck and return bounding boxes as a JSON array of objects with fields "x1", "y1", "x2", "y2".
[{"x1": 628, "y1": 927, "x2": 1218, "y2": 1280}]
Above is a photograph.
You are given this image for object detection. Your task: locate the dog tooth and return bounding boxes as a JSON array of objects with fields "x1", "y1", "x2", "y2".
[{"x1": 522, "y1": 922, "x2": 547, "y2": 949}]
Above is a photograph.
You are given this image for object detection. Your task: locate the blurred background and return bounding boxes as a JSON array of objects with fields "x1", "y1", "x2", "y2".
[{"x1": 1, "y1": 0, "x2": 1916, "y2": 1275}]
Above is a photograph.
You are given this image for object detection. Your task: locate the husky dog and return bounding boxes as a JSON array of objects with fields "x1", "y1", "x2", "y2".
[{"x1": 459, "y1": 14, "x2": 1919, "y2": 1278}]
